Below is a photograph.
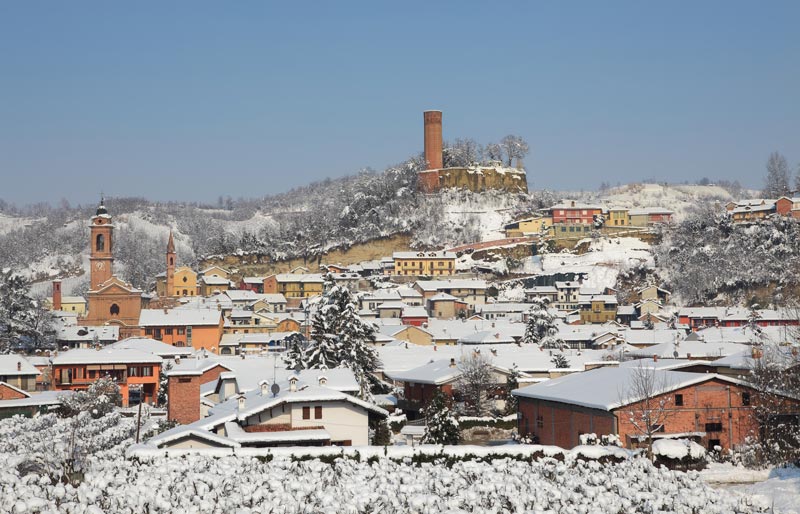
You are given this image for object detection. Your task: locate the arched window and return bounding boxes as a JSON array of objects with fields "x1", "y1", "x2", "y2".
[
  {"x1": 96, "y1": 234, "x2": 105, "y2": 252},
  {"x1": 110, "y1": 304, "x2": 120, "y2": 316},
  {"x1": 169, "y1": 256, "x2": 174, "y2": 266}
]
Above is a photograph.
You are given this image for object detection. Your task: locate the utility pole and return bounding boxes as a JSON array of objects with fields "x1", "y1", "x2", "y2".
[{"x1": 135, "y1": 398, "x2": 142, "y2": 443}]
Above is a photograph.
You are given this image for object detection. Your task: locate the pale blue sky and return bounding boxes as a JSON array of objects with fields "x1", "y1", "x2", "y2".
[{"x1": 1, "y1": 1, "x2": 798, "y2": 205}]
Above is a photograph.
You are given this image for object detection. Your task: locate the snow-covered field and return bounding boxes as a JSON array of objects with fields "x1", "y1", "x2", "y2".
[
  {"x1": 0, "y1": 411, "x2": 789, "y2": 513},
  {"x1": 703, "y1": 463, "x2": 800, "y2": 514},
  {"x1": 537, "y1": 236, "x2": 653, "y2": 290}
]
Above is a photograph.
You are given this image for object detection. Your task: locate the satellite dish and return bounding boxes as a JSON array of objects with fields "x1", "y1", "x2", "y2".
[
  {"x1": 271, "y1": 383, "x2": 280, "y2": 396},
  {"x1": 673, "y1": 351, "x2": 679, "y2": 358}
]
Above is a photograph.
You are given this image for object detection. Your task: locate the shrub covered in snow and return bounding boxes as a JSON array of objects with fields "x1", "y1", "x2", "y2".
[{"x1": 652, "y1": 438, "x2": 708, "y2": 470}]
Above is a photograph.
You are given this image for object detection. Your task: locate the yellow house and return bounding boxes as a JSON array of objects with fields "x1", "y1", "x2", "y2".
[
  {"x1": 503, "y1": 216, "x2": 552, "y2": 237},
  {"x1": 173, "y1": 266, "x2": 198, "y2": 297},
  {"x1": 263, "y1": 273, "x2": 324, "y2": 299},
  {"x1": 392, "y1": 251, "x2": 456, "y2": 277},
  {"x1": 579, "y1": 295, "x2": 618, "y2": 324},
  {"x1": 607, "y1": 207, "x2": 629, "y2": 227},
  {"x1": 45, "y1": 296, "x2": 87, "y2": 315},
  {"x1": 384, "y1": 325, "x2": 434, "y2": 346}
]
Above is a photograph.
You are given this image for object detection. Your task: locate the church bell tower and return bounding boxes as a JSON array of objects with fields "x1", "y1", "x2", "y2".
[
  {"x1": 89, "y1": 198, "x2": 114, "y2": 290},
  {"x1": 166, "y1": 231, "x2": 176, "y2": 297}
]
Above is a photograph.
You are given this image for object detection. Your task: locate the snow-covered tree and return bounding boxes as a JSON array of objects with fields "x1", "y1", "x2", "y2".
[
  {"x1": 370, "y1": 418, "x2": 392, "y2": 446},
  {"x1": 0, "y1": 269, "x2": 53, "y2": 352},
  {"x1": 283, "y1": 333, "x2": 308, "y2": 371},
  {"x1": 60, "y1": 377, "x2": 122, "y2": 419},
  {"x1": 157, "y1": 361, "x2": 172, "y2": 407},
  {"x1": 523, "y1": 297, "x2": 564, "y2": 348},
  {"x1": 457, "y1": 352, "x2": 494, "y2": 416},
  {"x1": 763, "y1": 151, "x2": 791, "y2": 198},
  {"x1": 306, "y1": 277, "x2": 380, "y2": 400},
  {"x1": 504, "y1": 363, "x2": 521, "y2": 415},
  {"x1": 551, "y1": 353, "x2": 570, "y2": 369},
  {"x1": 422, "y1": 389, "x2": 461, "y2": 445}
]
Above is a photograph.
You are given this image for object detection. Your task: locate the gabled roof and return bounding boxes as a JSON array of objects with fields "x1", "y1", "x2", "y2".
[
  {"x1": 139, "y1": 309, "x2": 222, "y2": 327},
  {"x1": 385, "y1": 359, "x2": 462, "y2": 385},
  {"x1": 108, "y1": 337, "x2": 193, "y2": 358},
  {"x1": 52, "y1": 348, "x2": 162, "y2": 365},
  {"x1": 393, "y1": 251, "x2": 456, "y2": 259},
  {"x1": 56, "y1": 325, "x2": 119, "y2": 342},
  {"x1": 512, "y1": 367, "x2": 750, "y2": 411},
  {"x1": 414, "y1": 279, "x2": 487, "y2": 291},
  {"x1": 458, "y1": 331, "x2": 516, "y2": 345}
]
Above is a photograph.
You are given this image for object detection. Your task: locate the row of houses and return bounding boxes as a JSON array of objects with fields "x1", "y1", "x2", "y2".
[
  {"x1": 503, "y1": 201, "x2": 674, "y2": 238},
  {"x1": 727, "y1": 196, "x2": 800, "y2": 223}
]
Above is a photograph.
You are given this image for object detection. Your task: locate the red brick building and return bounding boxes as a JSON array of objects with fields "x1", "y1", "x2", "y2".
[
  {"x1": 165, "y1": 359, "x2": 232, "y2": 424},
  {"x1": 513, "y1": 365, "x2": 800, "y2": 451}
]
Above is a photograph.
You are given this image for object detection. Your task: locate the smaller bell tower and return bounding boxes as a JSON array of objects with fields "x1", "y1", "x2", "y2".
[
  {"x1": 166, "y1": 231, "x2": 176, "y2": 297},
  {"x1": 89, "y1": 198, "x2": 114, "y2": 290}
]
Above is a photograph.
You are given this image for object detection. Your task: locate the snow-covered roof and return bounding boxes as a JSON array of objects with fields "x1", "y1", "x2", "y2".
[
  {"x1": 224, "y1": 290, "x2": 261, "y2": 302},
  {"x1": 257, "y1": 294, "x2": 288, "y2": 304},
  {"x1": 396, "y1": 287, "x2": 423, "y2": 298},
  {"x1": 477, "y1": 303, "x2": 532, "y2": 314},
  {"x1": 401, "y1": 306, "x2": 429, "y2": 318},
  {"x1": 550, "y1": 201, "x2": 603, "y2": 210},
  {"x1": 578, "y1": 295, "x2": 618, "y2": 305},
  {"x1": 108, "y1": 337, "x2": 193, "y2": 358},
  {"x1": 0, "y1": 389, "x2": 70, "y2": 409},
  {"x1": 429, "y1": 293, "x2": 460, "y2": 302},
  {"x1": 52, "y1": 348, "x2": 162, "y2": 365},
  {"x1": 139, "y1": 309, "x2": 222, "y2": 327},
  {"x1": 628, "y1": 339, "x2": 749, "y2": 359},
  {"x1": 201, "y1": 276, "x2": 231, "y2": 286},
  {"x1": 56, "y1": 325, "x2": 119, "y2": 342},
  {"x1": 525, "y1": 286, "x2": 558, "y2": 294},
  {"x1": 385, "y1": 359, "x2": 462, "y2": 385},
  {"x1": 274, "y1": 273, "x2": 324, "y2": 283},
  {"x1": 0, "y1": 356, "x2": 40, "y2": 376},
  {"x1": 393, "y1": 251, "x2": 456, "y2": 260},
  {"x1": 414, "y1": 279, "x2": 487, "y2": 291},
  {"x1": 377, "y1": 301, "x2": 407, "y2": 310},
  {"x1": 512, "y1": 367, "x2": 747, "y2": 411},
  {"x1": 628, "y1": 207, "x2": 674, "y2": 216},
  {"x1": 224, "y1": 422, "x2": 331, "y2": 444},
  {"x1": 458, "y1": 331, "x2": 516, "y2": 345},
  {"x1": 166, "y1": 357, "x2": 233, "y2": 376}
]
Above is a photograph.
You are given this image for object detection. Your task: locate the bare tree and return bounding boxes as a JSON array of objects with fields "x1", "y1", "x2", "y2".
[
  {"x1": 457, "y1": 352, "x2": 494, "y2": 416},
  {"x1": 763, "y1": 151, "x2": 791, "y2": 198},
  {"x1": 499, "y1": 135, "x2": 530, "y2": 167},
  {"x1": 618, "y1": 365, "x2": 675, "y2": 459}
]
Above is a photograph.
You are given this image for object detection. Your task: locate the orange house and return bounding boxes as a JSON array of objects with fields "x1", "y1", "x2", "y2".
[
  {"x1": 138, "y1": 309, "x2": 224, "y2": 352},
  {"x1": 51, "y1": 348, "x2": 162, "y2": 407}
]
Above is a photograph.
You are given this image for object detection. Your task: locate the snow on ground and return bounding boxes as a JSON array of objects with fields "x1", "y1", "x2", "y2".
[
  {"x1": 0, "y1": 213, "x2": 40, "y2": 236},
  {"x1": 440, "y1": 191, "x2": 519, "y2": 242},
  {"x1": 572, "y1": 183, "x2": 736, "y2": 221},
  {"x1": 536, "y1": 236, "x2": 653, "y2": 290},
  {"x1": 0, "y1": 411, "x2": 780, "y2": 513},
  {"x1": 703, "y1": 463, "x2": 800, "y2": 514}
]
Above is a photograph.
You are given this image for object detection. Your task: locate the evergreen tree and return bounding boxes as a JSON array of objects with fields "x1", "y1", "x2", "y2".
[
  {"x1": 157, "y1": 361, "x2": 172, "y2": 407},
  {"x1": 504, "y1": 363, "x2": 520, "y2": 415},
  {"x1": 371, "y1": 418, "x2": 392, "y2": 446},
  {"x1": 305, "y1": 276, "x2": 380, "y2": 400},
  {"x1": 422, "y1": 389, "x2": 461, "y2": 445},
  {"x1": 0, "y1": 269, "x2": 52, "y2": 353},
  {"x1": 283, "y1": 333, "x2": 308, "y2": 370},
  {"x1": 551, "y1": 353, "x2": 571, "y2": 369},
  {"x1": 523, "y1": 297, "x2": 564, "y2": 348}
]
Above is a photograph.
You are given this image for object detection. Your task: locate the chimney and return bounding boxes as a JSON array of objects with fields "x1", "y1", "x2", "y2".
[
  {"x1": 237, "y1": 394, "x2": 246, "y2": 410},
  {"x1": 16, "y1": 362, "x2": 21, "y2": 371},
  {"x1": 423, "y1": 110, "x2": 443, "y2": 170},
  {"x1": 653, "y1": 354, "x2": 658, "y2": 362},
  {"x1": 175, "y1": 356, "x2": 181, "y2": 365},
  {"x1": 433, "y1": 345, "x2": 437, "y2": 351},
  {"x1": 52, "y1": 280, "x2": 62, "y2": 311},
  {"x1": 260, "y1": 380, "x2": 269, "y2": 396},
  {"x1": 289, "y1": 376, "x2": 298, "y2": 392},
  {"x1": 449, "y1": 358, "x2": 456, "y2": 368},
  {"x1": 318, "y1": 375, "x2": 328, "y2": 386}
]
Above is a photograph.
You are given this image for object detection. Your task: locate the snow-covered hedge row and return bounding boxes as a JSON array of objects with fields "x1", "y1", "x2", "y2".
[
  {"x1": 0, "y1": 413, "x2": 768, "y2": 513},
  {"x1": 1, "y1": 453, "x2": 768, "y2": 513}
]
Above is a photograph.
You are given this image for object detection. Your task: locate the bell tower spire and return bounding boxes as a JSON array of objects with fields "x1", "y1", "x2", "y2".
[
  {"x1": 166, "y1": 231, "x2": 176, "y2": 297},
  {"x1": 89, "y1": 197, "x2": 113, "y2": 290}
]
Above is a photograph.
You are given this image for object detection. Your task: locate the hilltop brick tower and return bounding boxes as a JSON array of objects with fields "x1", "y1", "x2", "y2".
[
  {"x1": 419, "y1": 110, "x2": 443, "y2": 193},
  {"x1": 89, "y1": 199, "x2": 114, "y2": 290},
  {"x1": 166, "y1": 231, "x2": 176, "y2": 297}
]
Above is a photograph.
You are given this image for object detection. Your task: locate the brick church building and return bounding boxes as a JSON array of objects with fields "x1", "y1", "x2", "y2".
[{"x1": 79, "y1": 200, "x2": 147, "y2": 339}]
